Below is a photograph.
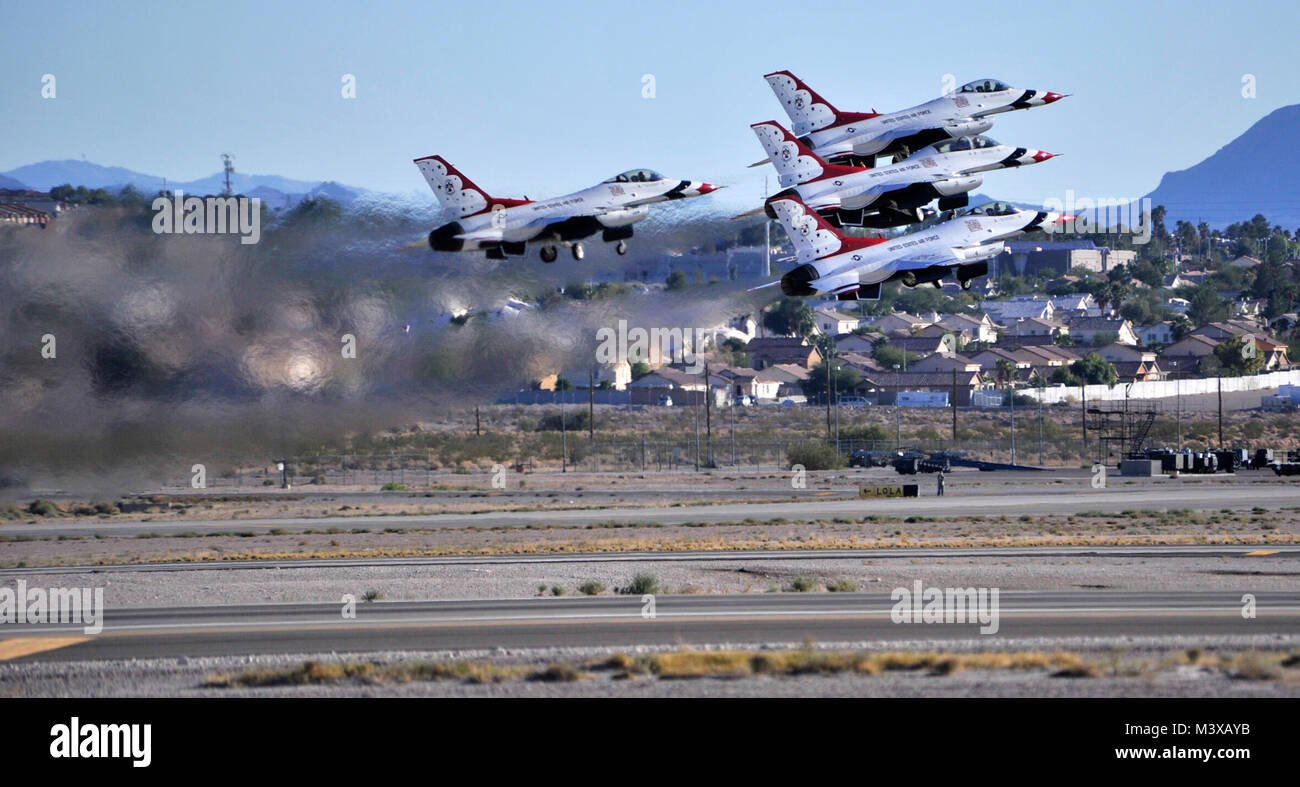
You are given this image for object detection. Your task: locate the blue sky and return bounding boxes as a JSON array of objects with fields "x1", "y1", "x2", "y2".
[{"x1": 2, "y1": 0, "x2": 1297, "y2": 208}]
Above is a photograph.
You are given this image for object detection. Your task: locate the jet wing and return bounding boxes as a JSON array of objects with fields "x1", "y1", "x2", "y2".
[
  {"x1": 454, "y1": 228, "x2": 506, "y2": 242},
  {"x1": 454, "y1": 213, "x2": 556, "y2": 241},
  {"x1": 890, "y1": 250, "x2": 964, "y2": 270}
]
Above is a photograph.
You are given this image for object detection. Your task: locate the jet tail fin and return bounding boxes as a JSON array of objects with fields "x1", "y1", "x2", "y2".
[
  {"x1": 749, "y1": 121, "x2": 828, "y2": 188},
  {"x1": 414, "y1": 156, "x2": 529, "y2": 218},
  {"x1": 768, "y1": 194, "x2": 887, "y2": 263},
  {"x1": 764, "y1": 70, "x2": 879, "y2": 136}
]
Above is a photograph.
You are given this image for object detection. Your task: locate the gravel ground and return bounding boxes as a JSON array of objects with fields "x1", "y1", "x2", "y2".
[
  {"x1": 3, "y1": 553, "x2": 1296, "y2": 607},
  {"x1": 4, "y1": 636, "x2": 1298, "y2": 697}
]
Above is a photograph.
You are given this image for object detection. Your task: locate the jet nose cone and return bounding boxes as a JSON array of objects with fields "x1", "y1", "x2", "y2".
[
  {"x1": 697, "y1": 183, "x2": 720, "y2": 194},
  {"x1": 1042, "y1": 92, "x2": 1066, "y2": 104},
  {"x1": 1030, "y1": 151, "x2": 1057, "y2": 163}
]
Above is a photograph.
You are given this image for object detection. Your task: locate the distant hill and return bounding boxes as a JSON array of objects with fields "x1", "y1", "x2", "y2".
[
  {"x1": 0, "y1": 173, "x2": 27, "y2": 190},
  {"x1": 0, "y1": 159, "x2": 366, "y2": 205},
  {"x1": 1145, "y1": 104, "x2": 1300, "y2": 228}
]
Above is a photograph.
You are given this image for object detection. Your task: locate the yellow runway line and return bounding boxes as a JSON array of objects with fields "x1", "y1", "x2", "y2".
[
  {"x1": 1244, "y1": 550, "x2": 1280, "y2": 556},
  {"x1": 0, "y1": 636, "x2": 88, "y2": 661}
]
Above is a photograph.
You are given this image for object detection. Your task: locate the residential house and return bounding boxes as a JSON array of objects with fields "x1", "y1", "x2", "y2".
[
  {"x1": 1159, "y1": 334, "x2": 1220, "y2": 377},
  {"x1": 1048, "y1": 292, "x2": 1097, "y2": 318},
  {"x1": 992, "y1": 240, "x2": 1136, "y2": 277},
  {"x1": 1136, "y1": 321, "x2": 1175, "y2": 346},
  {"x1": 881, "y1": 333, "x2": 958, "y2": 358},
  {"x1": 867, "y1": 312, "x2": 931, "y2": 335},
  {"x1": 981, "y1": 297, "x2": 1055, "y2": 324},
  {"x1": 813, "y1": 309, "x2": 860, "y2": 336},
  {"x1": 1064, "y1": 315, "x2": 1138, "y2": 346},
  {"x1": 722, "y1": 370, "x2": 783, "y2": 401},
  {"x1": 832, "y1": 333, "x2": 878, "y2": 354},
  {"x1": 746, "y1": 337, "x2": 823, "y2": 370},
  {"x1": 851, "y1": 369, "x2": 986, "y2": 406},
  {"x1": 936, "y1": 312, "x2": 998, "y2": 345},
  {"x1": 837, "y1": 351, "x2": 882, "y2": 371},
  {"x1": 909, "y1": 353, "x2": 982, "y2": 374},
  {"x1": 1001, "y1": 316, "x2": 1068, "y2": 345},
  {"x1": 627, "y1": 367, "x2": 730, "y2": 406},
  {"x1": 760, "y1": 363, "x2": 813, "y2": 399},
  {"x1": 1166, "y1": 270, "x2": 1208, "y2": 289}
]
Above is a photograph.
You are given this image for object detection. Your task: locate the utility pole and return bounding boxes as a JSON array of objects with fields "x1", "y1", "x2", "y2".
[
  {"x1": 1081, "y1": 387, "x2": 1087, "y2": 460},
  {"x1": 221, "y1": 153, "x2": 235, "y2": 196},
  {"x1": 825, "y1": 358, "x2": 832, "y2": 439},
  {"x1": 764, "y1": 176, "x2": 771, "y2": 276},
  {"x1": 588, "y1": 369, "x2": 595, "y2": 442},
  {"x1": 560, "y1": 389, "x2": 567, "y2": 473},
  {"x1": 893, "y1": 364, "x2": 901, "y2": 448},
  {"x1": 704, "y1": 362, "x2": 712, "y2": 466},
  {"x1": 730, "y1": 398, "x2": 736, "y2": 466},
  {"x1": 1176, "y1": 378, "x2": 1182, "y2": 450},
  {"x1": 1039, "y1": 399, "x2": 1044, "y2": 466},
  {"x1": 1217, "y1": 376, "x2": 1223, "y2": 447},
  {"x1": 1009, "y1": 384, "x2": 1016, "y2": 465},
  {"x1": 475, "y1": 405, "x2": 480, "y2": 436},
  {"x1": 693, "y1": 394, "x2": 700, "y2": 471},
  {"x1": 951, "y1": 368, "x2": 958, "y2": 442},
  {"x1": 833, "y1": 363, "x2": 840, "y2": 445}
]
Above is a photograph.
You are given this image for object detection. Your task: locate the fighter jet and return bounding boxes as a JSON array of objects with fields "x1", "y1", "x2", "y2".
[
  {"x1": 746, "y1": 120, "x2": 1057, "y2": 227},
  {"x1": 759, "y1": 195, "x2": 1070, "y2": 300},
  {"x1": 759, "y1": 70, "x2": 1066, "y2": 167},
  {"x1": 414, "y1": 155, "x2": 719, "y2": 262}
]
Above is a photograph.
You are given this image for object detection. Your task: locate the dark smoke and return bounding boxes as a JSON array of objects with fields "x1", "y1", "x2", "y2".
[{"x1": 0, "y1": 195, "x2": 768, "y2": 493}]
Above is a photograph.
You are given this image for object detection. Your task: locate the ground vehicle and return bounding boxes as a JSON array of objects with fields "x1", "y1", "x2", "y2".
[
  {"x1": 849, "y1": 450, "x2": 895, "y2": 467},
  {"x1": 657, "y1": 395, "x2": 673, "y2": 407},
  {"x1": 893, "y1": 456, "x2": 950, "y2": 474}
]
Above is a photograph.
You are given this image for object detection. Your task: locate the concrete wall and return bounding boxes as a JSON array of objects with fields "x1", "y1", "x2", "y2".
[{"x1": 1022, "y1": 369, "x2": 1300, "y2": 404}]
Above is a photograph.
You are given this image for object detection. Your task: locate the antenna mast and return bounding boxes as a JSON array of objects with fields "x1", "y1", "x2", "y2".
[{"x1": 221, "y1": 153, "x2": 235, "y2": 196}]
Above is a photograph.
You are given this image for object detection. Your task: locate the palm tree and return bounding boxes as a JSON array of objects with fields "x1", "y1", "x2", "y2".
[{"x1": 994, "y1": 359, "x2": 1017, "y2": 388}]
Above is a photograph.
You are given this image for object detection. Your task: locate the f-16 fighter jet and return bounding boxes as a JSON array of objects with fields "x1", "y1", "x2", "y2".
[
  {"x1": 414, "y1": 155, "x2": 719, "y2": 261},
  {"x1": 759, "y1": 70, "x2": 1066, "y2": 167},
  {"x1": 758, "y1": 195, "x2": 1070, "y2": 300},
  {"x1": 747, "y1": 120, "x2": 1057, "y2": 227}
]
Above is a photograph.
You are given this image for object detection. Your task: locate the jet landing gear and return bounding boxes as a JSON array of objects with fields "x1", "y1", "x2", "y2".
[
  {"x1": 540, "y1": 245, "x2": 558, "y2": 263},
  {"x1": 931, "y1": 279, "x2": 943, "y2": 289},
  {"x1": 571, "y1": 242, "x2": 585, "y2": 261},
  {"x1": 959, "y1": 278, "x2": 973, "y2": 291},
  {"x1": 900, "y1": 271, "x2": 917, "y2": 287},
  {"x1": 615, "y1": 240, "x2": 628, "y2": 255}
]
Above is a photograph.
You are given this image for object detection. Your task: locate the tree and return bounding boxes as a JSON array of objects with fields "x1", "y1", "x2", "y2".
[
  {"x1": 801, "y1": 361, "x2": 861, "y2": 401},
  {"x1": 994, "y1": 358, "x2": 1018, "y2": 387},
  {"x1": 629, "y1": 361, "x2": 651, "y2": 380},
  {"x1": 1213, "y1": 335, "x2": 1266, "y2": 377},
  {"x1": 762, "y1": 297, "x2": 815, "y2": 338},
  {"x1": 1066, "y1": 352, "x2": 1118, "y2": 386},
  {"x1": 1187, "y1": 284, "x2": 1229, "y2": 326},
  {"x1": 665, "y1": 271, "x2": 687, "y2": 291},
  {"x1": 872, "y1": 344, "x2": 918, "y2": 371}
]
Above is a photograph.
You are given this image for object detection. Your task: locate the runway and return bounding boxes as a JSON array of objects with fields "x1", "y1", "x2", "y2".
[{"x1": 4, "y1": 591, "x2": 1297, "y2": 663}]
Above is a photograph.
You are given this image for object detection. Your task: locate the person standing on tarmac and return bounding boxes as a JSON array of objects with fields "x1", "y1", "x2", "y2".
[{"x1": 937, "y1": 470, "x2": 945, "y2": 496}]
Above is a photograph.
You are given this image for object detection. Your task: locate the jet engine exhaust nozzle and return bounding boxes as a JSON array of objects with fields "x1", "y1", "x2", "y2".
[{"x1": 780, "y1": 264, "x2": 819, "y2": 296}]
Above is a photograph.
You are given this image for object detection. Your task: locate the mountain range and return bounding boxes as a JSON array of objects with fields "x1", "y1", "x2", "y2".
[
  {"x1": 1144, "y1": 103, "x2": 1300, "y2": 229},
  {"x1": 5, "y1": 103, "x2": 1299, "y2": 226},
  {"x1": 0, "y1": 159, "x2": 368, "y2": 207}
]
